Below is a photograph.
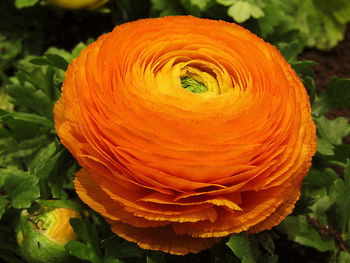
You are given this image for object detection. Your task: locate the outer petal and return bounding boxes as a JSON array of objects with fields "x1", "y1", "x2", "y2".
[{"x1": 109, "y1": 220, "x2": 221, "y2": 255}]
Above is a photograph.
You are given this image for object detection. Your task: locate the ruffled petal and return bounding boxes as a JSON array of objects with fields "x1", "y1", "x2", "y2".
[{"x1": 109, "y1": 220, "x2": 221, "y2": 255}]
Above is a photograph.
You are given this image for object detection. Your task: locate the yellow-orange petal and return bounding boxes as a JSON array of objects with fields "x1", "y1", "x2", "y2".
[
  {"x1": 109, "y1": 220, "x2": 221, "y2": 255},
  {"x1": 74, "y1": 170, "x2": 169, "y2": 228}
]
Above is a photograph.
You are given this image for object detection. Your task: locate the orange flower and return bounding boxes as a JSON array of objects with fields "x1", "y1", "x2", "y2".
[{"x1": 54, "y1": 16, "x2": 317, "y2": 255}]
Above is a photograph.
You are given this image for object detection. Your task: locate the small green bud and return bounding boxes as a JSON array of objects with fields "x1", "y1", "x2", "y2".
[{"x1": 16, "y1": 200, "x2": 80, "y2": 263}]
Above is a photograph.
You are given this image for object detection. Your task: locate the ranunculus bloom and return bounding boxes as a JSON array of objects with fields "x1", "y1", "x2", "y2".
[{"x1": 54, "y1": 16, "x2": 317, "y2": 255}]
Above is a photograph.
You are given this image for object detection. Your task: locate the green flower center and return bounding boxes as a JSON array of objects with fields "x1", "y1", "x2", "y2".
[{"x1": 181, "y1": 77, "x2": 208, "y2": 94}]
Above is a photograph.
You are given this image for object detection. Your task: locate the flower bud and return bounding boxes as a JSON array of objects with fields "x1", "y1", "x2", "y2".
[
  {"x1": 47, "y1": 0, "x2": 109, "y2": 10},
  {"x1": 16, "y1": 200, "x2": 80, "y2": 263}
]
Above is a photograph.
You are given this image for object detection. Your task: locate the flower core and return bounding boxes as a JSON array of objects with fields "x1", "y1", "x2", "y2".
[{"x1": 181, "y1": 77, "x2": 207, "y2": 93}]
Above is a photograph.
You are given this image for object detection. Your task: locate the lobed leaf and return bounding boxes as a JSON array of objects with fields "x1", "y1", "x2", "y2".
[
  {"x1": 1, "y1": 167, "x2": 40, "y2": 209},
  {"x1": 226, "y1": 233, "x2": 260, "y2": 263},
  {"x1": 278, "y1": 215, "x2": 336, "y2": 252},
  {"x1": 67, "y1": 218, "x2": 103, "y2": 263}
]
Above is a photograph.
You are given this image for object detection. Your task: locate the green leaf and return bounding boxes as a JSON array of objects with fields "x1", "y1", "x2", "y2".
[
  {"x1": 226, "y1": 233, "x2": 260, "y2": 263},
  {"x1": 276, "y1": 40, "x2": 304, "y2": 62},
  {"x1": 330, "y1": 174, "x2": 350, "y2": 233},
  {"x1": 44, "y1": 54, "x2": 69, "y2": 71},
  {"x1": 29, "y1": 143, "x2": 58, "y2": 178},
  {"x1": 181, "y1": 0, "x2": 214, "y2": 15},
  {"x1": 14, "y1": 0, "x2": 39, "y2": 8},
  {"x1": 150, "y1": 0, "x2": 183, "y2": 16},
  {"x1": 6, "y1": 83, "x2": 53, "y2": 118},
  {"x1": 65, "y1": 241, "x2": 102, "y2": 263},
  {"x1": 0, "y1": 196, "x2": 9, "y2": 219},
  {"x1": 1, "y1": 167, "x2": 40, "y2": 208},
  {"x1": 313, "y1": 78, "x2": 350, "y2": 115},
  {"x1": 278, "y1": 215, "x2": 336, "y2": 252},
  {"x1": 0, "y1": 133, "x2": 49, "y2": 168},
  {"x1": 317, "y1": 117, "x2": 350, "y2": 145},
  {"x1": 332, "y1": 144, "x2": 350, "y2": 164},
  {"x1": 303, "y1": 75, "x2": 316, "y2": 104},
  {"x1": 29, "y1": 142, "x2": 64, "y2": 199},
  {"x1": 287, "y1": 0, "x2": 349, "y2": 50},
  {"x1": 325, "y1": 78, "x2": 350, "y2": 109},
  {"x1": 29, "y1": 51, "x2": 72, "y2": 71},
  {"x1": 29, "y1": 58, "x2": 52, "y2": 66},
  {"x1": 30, "y1": 54, "x2": 68, "y2": 71},
  {"x1": 67, "y1": 218, "x2": 103, "y2": 263},
  {"x1": 344, "y1": 160, "x2": 350, "y2": 186},
  {"x1": 102, "y1": 236, "x2": 143, "y2": 260},
  {"x1": 227, "y1": 1, "x2": 264, "y2": 23},
  {"x1": 291, "y1": 60, "x2": 317, "y2": 77},
  {"x1": 317, "y1": 137, "x2": 335, "y2": 156},
  {"x1": 309, "y1": 189, "x2": 333, "y2": 220},
  {"x1": 250, "y1": 0, "x2": 350, "y2": 50},
  {"x1": 256, "y1": 2, "x2": 286, "y2": 37},
  {"x1": 71, "y1": 42, "x2": 90, "y2": 59},
  {"x1": 0, "y1": 110, "x2": 53, "y2": 128},
  {"x1": 304, "y1": 168, "x2": 338, "y2": 189},
  {"x1": 0, "y1": 35, "x2": 22, "y2": 71},
  {"x1": 217, "y1": 0, "x2": 237, "y2": 7},
  {"x1": 292, "y1": 194, "x2": 314, "y2": 216},
  {"x1": 45, "y1": 47, "x2": 72, "y2": 64}
]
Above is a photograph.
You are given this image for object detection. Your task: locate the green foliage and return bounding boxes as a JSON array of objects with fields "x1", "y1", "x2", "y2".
[
  {"x1": 30, "y1": 54, "x2": 68, "y2": 71},
  {"x1": 226, "y1": 232, "x2": 279, "y2": 263},
  {"x1": 150, "y1": 0, "x2": 183, "y2": 16},
  {"x1": 0, "y1": 35, "x2": 22, "y2": 73},
  {"x1": 316, "y1": 117, "x2": 350, "y2": 156},
  {"x1": 278, "y1": 215, "x2": 336, "y2": 252},
  {"x1": 330, "y1": 161, "x2": 350, "y2": 233},
  {"x1": 0, "y1": 167, "x2": 40, "y2": 209},
  {"x1": 313, "y1": 78, "x2": 350, "y2": 116},
  {"x1": 226, "y1": 1, "x2": 264, "y2": 23},
  {"x1": 0, "y1": 42, "x2": 86, "y2": 220},
  {"x1": 150, "y1": 0, "x2": 350, "y2": 50},
  {"x1": 219, "y1": 0, "x2": 350, "y2": 50},
  {"x1": 65, "y1": 218, "x2": 145, "y2": 263},
  {"x1": 181, "y1": 0, "x2": 215, "y2": 16},
  {"x1": 66, "y1": 218, "x2": 104, "y2": 263},
  {"x1": 227, "y1": 233, "x2": 261, "y2": 263},
  {"x1": 278, "y1": 161, "x2": 350, "y2": 259}
]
